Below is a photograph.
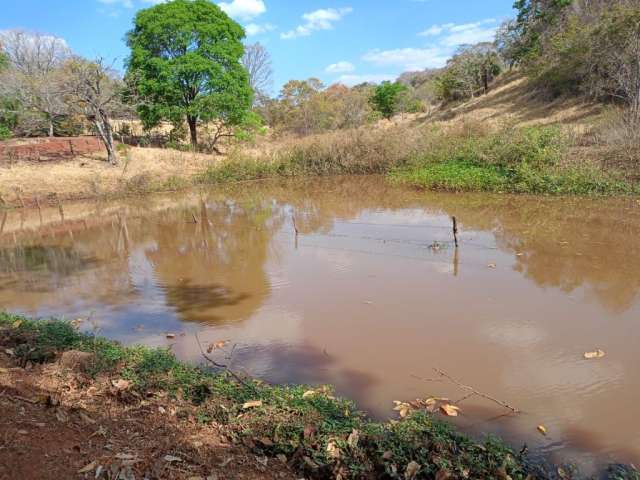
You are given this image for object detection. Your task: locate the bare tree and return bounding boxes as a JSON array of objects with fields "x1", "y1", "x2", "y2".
[
  {"x1": 63, "y1": 58, "x2": 123, "y2": 165},
  {"x1": 241, "y1": 43, "x2": 273, "y2": 99},
  {"x1": 0, "y1": 30, "x2": 71, "y2": 136}
]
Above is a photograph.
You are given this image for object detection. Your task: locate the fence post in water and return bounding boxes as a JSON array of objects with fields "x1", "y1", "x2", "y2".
[
  {"x1": 452, "y1": 216, "x2": 459, "y2": 248},
  {"x1": 292, "y1": 213, "x2": 299, "y2": 249}
]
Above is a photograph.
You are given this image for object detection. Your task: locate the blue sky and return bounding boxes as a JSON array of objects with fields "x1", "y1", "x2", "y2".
[{"x1": 1, "y1": 0, "x2": 516, "y2": 94}]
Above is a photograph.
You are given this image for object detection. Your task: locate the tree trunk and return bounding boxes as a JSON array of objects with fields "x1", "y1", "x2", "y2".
[
  {"x1": 187, "y1": 116, "x2": 198, "y2": 148},
  {"x1": 48, "y1": 119, "x2": 54, "y2": 137},
  {"x1": 93, "y1": 109, "x2": 118, "y2": 166}
]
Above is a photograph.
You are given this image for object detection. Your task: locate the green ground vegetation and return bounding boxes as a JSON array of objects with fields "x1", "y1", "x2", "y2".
[{"x1": 1, "y1": 311, "x2": 549, "y2": 480}]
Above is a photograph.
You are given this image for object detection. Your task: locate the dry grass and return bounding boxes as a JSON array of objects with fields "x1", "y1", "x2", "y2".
[{"x1": 0, "y1": 146, "x2": 218, "y2": 206}]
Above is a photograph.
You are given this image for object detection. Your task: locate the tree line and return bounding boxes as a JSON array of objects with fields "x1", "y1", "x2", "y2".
[{"x1": 1, "y1": 0, "x2": 639, "y2": 163}]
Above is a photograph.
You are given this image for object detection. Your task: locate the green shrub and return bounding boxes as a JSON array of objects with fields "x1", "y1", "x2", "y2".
[{"x1": 0, "y1": 124, "x2": 11, "y2": 140}]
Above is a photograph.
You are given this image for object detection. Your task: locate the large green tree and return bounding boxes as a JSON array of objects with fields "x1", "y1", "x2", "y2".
[{"x1": 125, "y1": 0, "x2": 252, "y2": 148}]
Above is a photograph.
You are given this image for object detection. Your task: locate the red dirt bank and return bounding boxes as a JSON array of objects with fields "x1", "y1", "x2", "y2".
[{"x1": 0, "y1": 137, "x2": 104, "y2": 163}]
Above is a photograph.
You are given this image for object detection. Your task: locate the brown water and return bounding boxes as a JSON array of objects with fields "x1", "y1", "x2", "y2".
[{"x1": 1, "y1": 176, "x2": 639, "y2": 474}]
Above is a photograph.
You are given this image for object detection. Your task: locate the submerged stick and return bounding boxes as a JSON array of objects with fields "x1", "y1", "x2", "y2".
[
  {"x1": 433, "y1": 368, "x2": 519, "y2": 413},
  {"x1": 291, "y1": 214, "x2": 299, "y2": 235},
  {"x1": 451, "y1": 216, "x2": 459, "y2": 248}
]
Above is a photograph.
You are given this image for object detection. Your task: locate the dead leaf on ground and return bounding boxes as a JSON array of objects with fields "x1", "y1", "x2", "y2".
[
  {"x1": 12, "y1": 320, "x2": 22, "y2": 329},
  {"x1": 78, "y1": 461, "x2": 97, "y2": 473},
  {"x1": 347, "y1": 429, "x2": 359, "y2": 448},
  {"x1": 326, "y1": 441, "x2": 341, "y2": 459},
  {"x1": 302, "y1": 390, "x2": 315, "y2": 399},
  {"x1": 487, "y1": 263, "x2": 497, "y2": 269},
  {"x1": 242, "y1": 400, "x2": 263, "y2": 409},
  {"x1": 405, "y1": 461, "x2": 420, "y2": 479},
  {"x1": 112, "y1": 379, "x2": 131, "y2": 391},
  {"x1": 584, "y1": 349, "x2": 605, "y2": 359},
  {"x1": 393, "y1": 401, "x2": 412, "y2": 418},
  {"x1": 163, "y1": 454, "x2": 183, "y2": 463},
  {"x1": 440, "y1": 404, "x2": 461, "y2": 417},
  {"x1": 537, "y1": 425, "x2": 547, "y2": 435}
]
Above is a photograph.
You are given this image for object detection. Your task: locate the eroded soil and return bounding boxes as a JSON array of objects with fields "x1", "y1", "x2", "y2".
[{"x1": 0, "y1": 348, "x2": 294, "y2": 480}]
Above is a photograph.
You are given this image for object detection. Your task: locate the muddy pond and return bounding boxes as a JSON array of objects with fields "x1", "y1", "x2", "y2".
[{"x1": 1, "y1": 176, "x2": 639, "y2": 474}]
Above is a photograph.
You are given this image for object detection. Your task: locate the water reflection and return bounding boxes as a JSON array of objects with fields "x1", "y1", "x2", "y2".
[{"x1": 1, "y1": 176, "x2": 639, "y2": 472}]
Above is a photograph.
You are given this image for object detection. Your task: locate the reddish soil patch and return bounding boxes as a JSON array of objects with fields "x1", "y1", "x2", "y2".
[
  {"x1": 0, "y1": 137, "x2": 104, "y2": 163},
  {"x1": 0, "y1": 350, "x2": 294, "y2": 480}
]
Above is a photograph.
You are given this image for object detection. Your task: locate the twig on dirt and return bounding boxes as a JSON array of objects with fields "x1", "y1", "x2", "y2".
[
  {"x1": 2, "y1": 393, "x2": 39, "y2": 404},
  {"x1": 433, "y1": 368, "x2": 520, "y2": 413},
  {"x1": 194, "y1": 332, "x2": 256, "y2": 392}
]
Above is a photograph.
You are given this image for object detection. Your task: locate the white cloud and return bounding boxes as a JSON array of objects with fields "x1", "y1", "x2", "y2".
[
  {"x1": 337, "y1": 73, "x2": 396, "y2": 86},
  {"x1": 418, "y1": 23, "x2": 454, "y2": 37},
  {"x1": 98, "y1": 0, "x2": 133, "y2": 7},
  {"x1": 418, "y1": 19, "x2": 498, "y2": 47},
  {"x1": 325, "y1": 61, "x2": 355, "y2": 74},
  {"x1": 281, "y1": 7, "x2": 352, "y2": 40},
  {"x1": 218, "y1": 0, "x2": 266, "y2": 21},
  {"x1": 245, "y1": 23, "x2": 276, "y2": 36},
  {"x1": 363, "y1": 47, "x2": 450, "y2": 71}
]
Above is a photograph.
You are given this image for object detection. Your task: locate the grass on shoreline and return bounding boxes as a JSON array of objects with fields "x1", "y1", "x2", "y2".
[
  {"x1": 190, "y1": 123, "x2": 639, "y2": 197},
  {"x1": 0, "y1": 311, "x2": 548, "y2": 480},
  {"x1": 389, "y1": 126, "x2": 639, "y2": 195}
]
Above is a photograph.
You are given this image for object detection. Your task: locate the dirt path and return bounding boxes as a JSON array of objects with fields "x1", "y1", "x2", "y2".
[{"x1": 0, "y1": 350, "x2": 294, "y2": 480}]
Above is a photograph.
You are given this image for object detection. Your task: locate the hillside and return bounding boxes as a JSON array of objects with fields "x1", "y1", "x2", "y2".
[{"x1": 0, "y1": 72, "x2": 627, "y2": 208}]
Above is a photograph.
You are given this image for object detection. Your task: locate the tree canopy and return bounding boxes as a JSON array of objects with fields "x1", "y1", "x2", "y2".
[
  {"x1": 125, "y1": 0, "x2": 252, "y2": 147},
  {"x1": 370, "y1": 82, "x2": 408, "y2": 119}
]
